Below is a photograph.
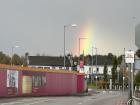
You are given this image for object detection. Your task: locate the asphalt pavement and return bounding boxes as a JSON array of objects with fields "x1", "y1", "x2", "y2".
[{"x1": 0, "y1": 90, "x2": 128, "y2": 105}]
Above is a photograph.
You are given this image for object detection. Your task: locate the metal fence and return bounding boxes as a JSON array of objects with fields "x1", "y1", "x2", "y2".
[
  {"x1": 132, "y1": 91, "x2": 140, "y2": 105},
  {"x1": 132, "y1": 96, "x2": 140, "y2": 105},
  {"x1": 127, "y1": 97, "x2": 140, "y2": 105},
  {"x1": 127, "y1": 91, "x2": 140, "y2": 105}
]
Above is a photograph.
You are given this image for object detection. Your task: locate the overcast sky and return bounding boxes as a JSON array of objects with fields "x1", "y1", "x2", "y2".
[{"x1": 0, "y1": 0, "x2": 140, "y2": 56}]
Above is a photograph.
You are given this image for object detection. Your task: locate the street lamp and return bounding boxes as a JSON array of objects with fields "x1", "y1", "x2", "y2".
[
  {"x1": 11, "y1": 45, "x2": 20, "y2": 65},
  {"x1": 91, "y1": 47, "x2": 98, "y2": 89},
  {"x1": 64, "y1": 24, "x2": 77, "y2": 69},
  {"x1": 91, "y1": 46, "x2": 94, "y2": 86},
  {"x1": 120, "y1": 48, "x2": 126, "y2": 91},
  {"x1": 78, "y1": 38, "x2": 88, "y2": 64},
  {"x1": 78, "y1": 37, "x2": 88, "y2": 73}
]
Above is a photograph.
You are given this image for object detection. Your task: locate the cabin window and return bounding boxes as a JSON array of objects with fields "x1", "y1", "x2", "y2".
[
  {"x1": 44, "y1": 67, "x2": 50, "y2": 69},
  {"x1": 59, "y1": 67, "x2": 62, "y2": 69},
  {"x1": 32, "y1": 76, "x2": 46, "y2": 87},
  {"x1": 52, "y1": 67, "x2": 55, "y2": 69}
]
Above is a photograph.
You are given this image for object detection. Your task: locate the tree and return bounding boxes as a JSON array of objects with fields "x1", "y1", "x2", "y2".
[
  {"x1": 0, "y1": 51, "x2": 11, "y2": 64},
  {"x1": 107, "y1": 53, "x2": 114, "y2": 59},
  {"x1": 136, "y1": 49, "x2": 140, "y2": 58},
  {"x1": 21, "y1": 56, "x2": 27, "y2": 66},
  {"x1": 117, "y1": 55, "x2": 123, "y2": 65},
  {"x1": 84, "y1": 55, "x2": 91, "y2": 65},
  {"x1": 12, "y1": 54, "x2": 23, "y2": 65},
  {"x1": 134, "y1": 71, "x2": 140, "y2": 85},
  {"x1": 73, "y1": 55, "x2": 78, "y2": 63},
  {"x1": 111, "y1": 56, "x2": 118, "y2": 84}
]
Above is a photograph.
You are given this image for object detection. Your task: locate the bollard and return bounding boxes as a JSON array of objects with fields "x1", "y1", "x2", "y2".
[
  {"x1": 135, "y1": 86, "x2": 136, "y2": 91},
  {"x1": 119, "y1": 86, "x2": 121, "y2": 90},
  {"x1": 115, "y1": 86, "x2": 116, "y2": 90}
]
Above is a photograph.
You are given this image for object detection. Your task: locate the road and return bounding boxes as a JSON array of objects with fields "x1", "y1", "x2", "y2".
[{"x1": 0, "y1": 90, "x2": 128, "y2": 105}]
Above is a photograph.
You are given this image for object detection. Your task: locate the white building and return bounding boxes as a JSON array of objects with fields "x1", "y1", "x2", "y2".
[{"x1": 78, "y1": 65, "x2": 112, "y2": 75}]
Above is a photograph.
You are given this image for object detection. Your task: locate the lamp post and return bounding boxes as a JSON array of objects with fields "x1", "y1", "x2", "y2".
[
  {"x1": 78, "y1": 38, "x2": 88, "y2": 65},
  {"x1": 95, "y1": 47, "x2": 97, "y2": 73},
  {"x1": 78, "y1": 38, "x2": 88, "y2": 59},
  {"x1": 11, "y1": 45, "x2": 20, "y2": 65},
  {"x1": 123, "y1": 48, "x2": 125, "y2": 92},
  {"x1": 66, "y1": 50, "x2": 73, "y2": 70},
  {"x1": 78, "y1": 38, "x2": 88, "y2": 73},
  {"x1": 91, "y1": 46, "x2": 94, "y2": 86},
  {"x1": 90, "y1": 46, "x2": 98, "y2": 88},
  {"x1": 120, "y1": 48, "x2": 126, "y2": 91},
  {"x1": 64, "y1": 24, "x2": 77, "y2": 69},
  {"x1": 92, "y1": 47, "x2": 98, "y2": 89}
]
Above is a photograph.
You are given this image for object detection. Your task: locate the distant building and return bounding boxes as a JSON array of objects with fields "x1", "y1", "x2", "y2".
[
  {"x1": 78, "y1": 65, "x2": 112, "y2": 75},
  {"x1": 28, "y1": 56, "x2": 72, "y2": 70},
  {"x1": 78, "y1": 65, "x2": 113, "y2": 81}
]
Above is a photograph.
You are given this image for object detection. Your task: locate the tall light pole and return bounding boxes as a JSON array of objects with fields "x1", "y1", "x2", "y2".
[
  {"x1": 92, "y1": 47, "x2": 98, "y2": 89},
  {"x1": 120, "y1": 53, "x2": 126, "y2": 91},
  {"x1": 95, "y1": 47, "x2": 97, "y2": 74},
  {"x1": 91, "y1": 46, "x2": 94, "y2": 73},
  {"x1": 11, "y1": 45, "x2": 20, "y2": 65},
  {"x1": 123, "y1": 48, "x2": 125, "y2": 92},
  {"x1": 64, "y1": 24, "x2": 77, "y2": 69},
  {"x1": 91, "y1": 46, "x2": 94, "y2": 86},
  {"x1": 95, "y1": 48, "x2": 98, "y2": 89},
  {"x1": 66, "y1": 50, "x2": 73, "y2": 70},
  {"x1": 90, "y1": 46, "x2": 98, "y2": 87},
  {"x1": 79, "y1": 38, "x2": 88, "y2": 63}
]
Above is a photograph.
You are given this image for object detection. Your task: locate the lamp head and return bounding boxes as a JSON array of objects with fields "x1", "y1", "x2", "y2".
[{"x1": 71, "y1": 24, "x2": 77, "y2": 27}]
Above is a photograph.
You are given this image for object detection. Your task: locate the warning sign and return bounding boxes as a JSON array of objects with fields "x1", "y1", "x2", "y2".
[{"x1": 125, "y1": 51, "x2": 134, "y2": 63}]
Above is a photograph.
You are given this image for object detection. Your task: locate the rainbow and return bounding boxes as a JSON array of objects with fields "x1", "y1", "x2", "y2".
[{"x1": 73, "y1": 21, "x2": 94, "y2": 56}]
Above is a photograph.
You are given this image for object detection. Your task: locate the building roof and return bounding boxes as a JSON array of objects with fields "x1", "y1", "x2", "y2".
[
  {"x1": 85, "y1": 55, "x2": 113, "y2": 66},
  {"x1": 0, "y1": 64, "x2": 83, "y2": 75},
  {"x1": 28, "y1": 56, "x2": 71, "y2": 67}
]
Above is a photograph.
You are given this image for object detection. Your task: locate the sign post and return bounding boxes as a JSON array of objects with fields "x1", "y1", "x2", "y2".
[
  {"x1": 125, "y1": 50, "x2": 134, "y2": 104},
  {"x1": 125, "y1": 50, "x2": 134, "y2": 64}
]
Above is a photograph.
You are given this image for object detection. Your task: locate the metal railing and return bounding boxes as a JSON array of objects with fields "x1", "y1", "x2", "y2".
[
  {"x1": 132, "y1": 96, "x2": 140, "y2": 105},
  {"x1": 127, "y1": 96, "x2": 140, "y2": 105},
  {"x1": 127, "y1": 99, "x2": 133, "y2": 105}
]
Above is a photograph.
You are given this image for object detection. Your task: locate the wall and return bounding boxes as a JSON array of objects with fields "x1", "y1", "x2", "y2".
[
  {"x1": 0, "y1": 67, "x2": 84, "y2": 96},
  {"x1": 77, "y1": 75, "x2": 84, "y2": 93},
  {"x1": 0, "y1": 70, "x2": 7, "y2": 96},
  {"x1": 45, "y1": 73, "x2": 77, "y2": 95}
]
